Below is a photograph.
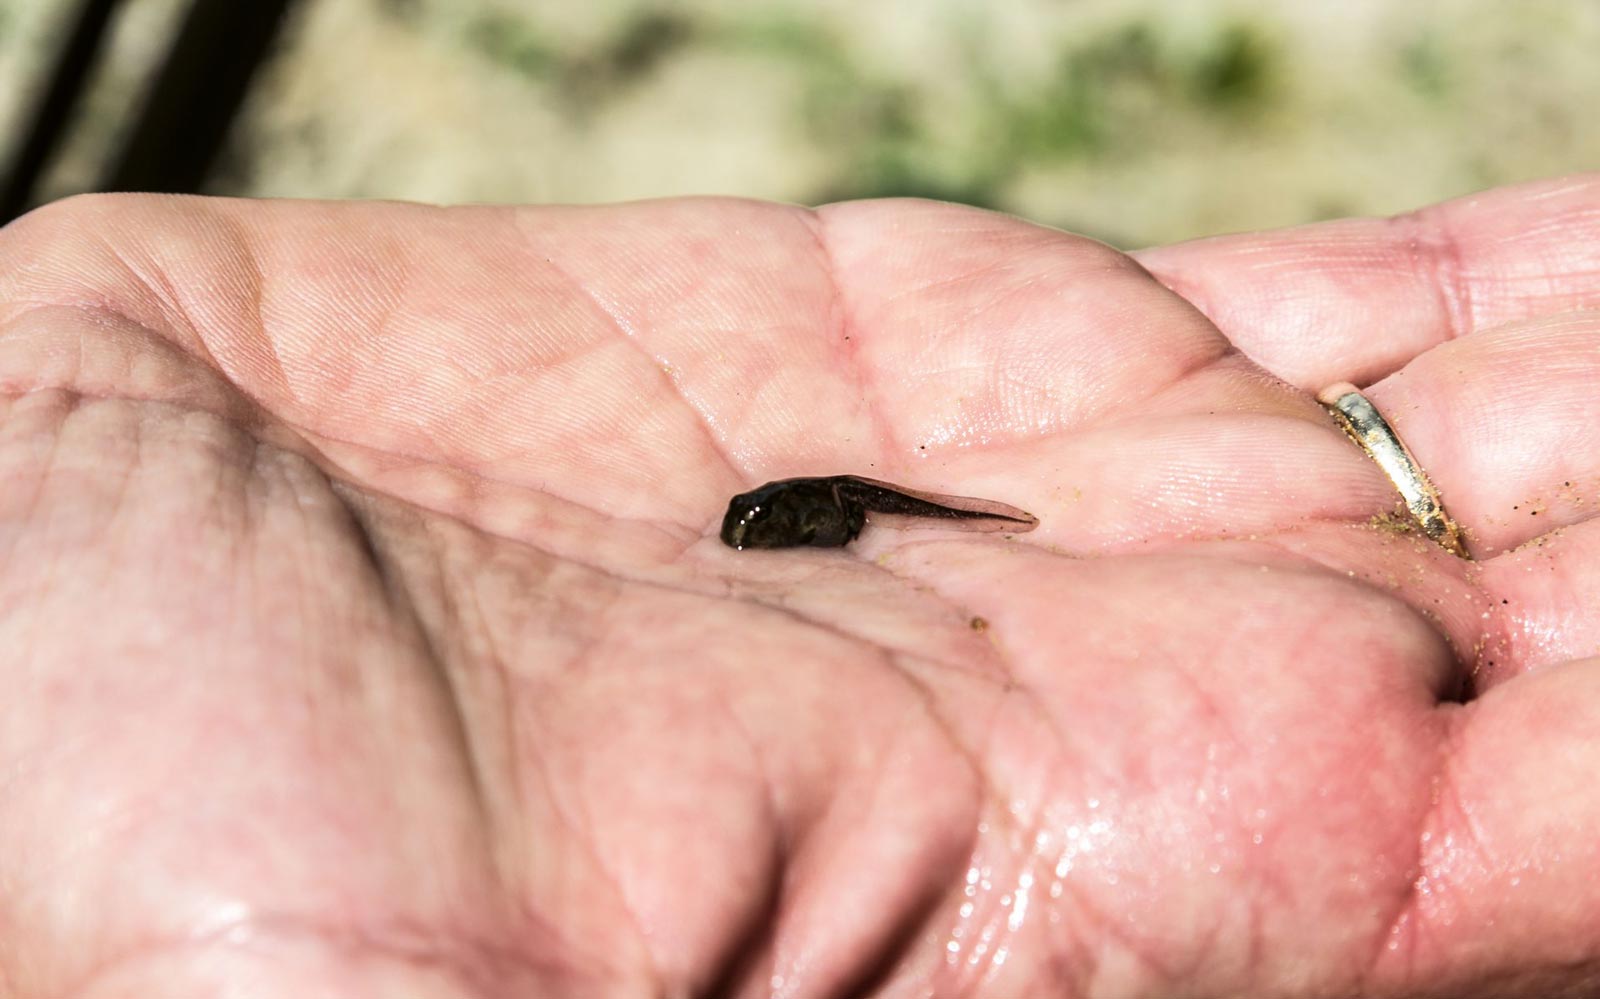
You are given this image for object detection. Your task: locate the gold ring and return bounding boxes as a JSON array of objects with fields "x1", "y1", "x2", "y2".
[{"x1": 1318, "y1": 381, "x2": 1467, "y2": 559}]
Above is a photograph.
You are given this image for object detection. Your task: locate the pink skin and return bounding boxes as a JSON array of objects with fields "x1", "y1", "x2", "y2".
[{"x1": 2, "y1": 177, "x2": 1600, "y2": 997}]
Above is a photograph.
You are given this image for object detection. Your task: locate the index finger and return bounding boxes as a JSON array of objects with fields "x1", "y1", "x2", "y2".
[{"x1": 1134, "y1": 174, "x2": 1600, "y2": 389}]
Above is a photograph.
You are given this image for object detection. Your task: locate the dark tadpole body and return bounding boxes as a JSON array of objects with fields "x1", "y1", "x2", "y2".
[{"x1": 720, "y1": 475, "x2": 1038, "y2": 550}]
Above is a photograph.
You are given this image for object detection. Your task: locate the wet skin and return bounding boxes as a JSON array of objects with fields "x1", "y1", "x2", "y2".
[{"x1": 720, "y1": 475, "x2": 1039, "y2": 550}]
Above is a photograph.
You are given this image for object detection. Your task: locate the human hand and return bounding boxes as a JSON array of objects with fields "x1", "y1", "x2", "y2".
[{"x1": 3, "y1": 179, "x2": 1599, "y2": 997}]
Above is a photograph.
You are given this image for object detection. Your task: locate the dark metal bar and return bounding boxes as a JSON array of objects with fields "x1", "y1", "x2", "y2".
[
  {"x1": 0, "y1": 0, "x2": 126, "y2": 224},
  {"x1": 100, "y1": 0, "x2": 298, "y2": 195}
]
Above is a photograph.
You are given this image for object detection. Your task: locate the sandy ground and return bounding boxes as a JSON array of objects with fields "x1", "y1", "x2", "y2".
[{"x1": 3, "y1": 0, "x2": 1599, "y2": 246}]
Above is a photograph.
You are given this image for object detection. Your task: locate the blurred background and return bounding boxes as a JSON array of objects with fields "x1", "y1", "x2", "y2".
[{"x1": 2, "y1": 0, "x2": 1598, "y2": 247}]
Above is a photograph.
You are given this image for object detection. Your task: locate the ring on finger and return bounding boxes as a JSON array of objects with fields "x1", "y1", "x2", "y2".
[{"x1": 1318, "y1": 381, "x2": 1468, "y2": 559}]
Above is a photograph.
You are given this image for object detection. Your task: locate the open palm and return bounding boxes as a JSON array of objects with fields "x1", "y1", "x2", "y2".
[{"x1": 4, "y1": 180, "x2": 1600, "y2": 998}]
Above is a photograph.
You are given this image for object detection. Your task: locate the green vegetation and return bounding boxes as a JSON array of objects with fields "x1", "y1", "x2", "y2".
[
  {"x1": 462, "y1": 10, "x2": 558, "y2": 80},
  {"x1": 599, "y1": 10, "x2": 695, "y2": 81},
  {"x1": 461, "y1": 8, "x2": 696, "y2": 115},
  {"x1": 455, "y1": 6, "x2": 1282, "y2": 218},
  {"x1": 1399, "y1": 34, "x2": 1451, "y2": 99},
  {"x1": 713, "y1": 13, "x2": 1007, "y2": 206},
  {"x1": 816, "y1": 144, "x2": 1008, "y2": 209},
  {"x1": 444, "y1": 5, "x2": 1280, "y2": 212},
  {"x1": 794, "y1": 15, "x2": 1281, "y2": 210},
  {"x1": 376, "y1": 0, "x2": 421, "y2": 22},
  {"x1": 1189, "y1": 22, "x2": 1274, "y2": 108},
  {"x1": 999, "y1": 23, "x2": 1164, "y2": 163},
  {"x1": 713, "y1": 12, "x2": 850, "y2": 71},
  {"x1": 999, "y1": 18, "x2": 1278, "y2": 163}
]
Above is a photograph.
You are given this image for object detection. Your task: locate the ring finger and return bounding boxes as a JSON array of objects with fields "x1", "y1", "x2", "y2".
[{"x1": 1343, "y1": 308, "x2": 1600, "y2": 687}]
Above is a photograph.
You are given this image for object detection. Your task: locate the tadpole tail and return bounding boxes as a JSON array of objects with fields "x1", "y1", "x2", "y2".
[{"x1": 838, "y1": 476, "x2": 1038, "y2": 532}]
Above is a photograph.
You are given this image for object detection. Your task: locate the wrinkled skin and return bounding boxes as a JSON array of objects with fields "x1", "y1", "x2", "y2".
[{"x1": 4, "y1": 178, "x2": 1600, "y2": 998}]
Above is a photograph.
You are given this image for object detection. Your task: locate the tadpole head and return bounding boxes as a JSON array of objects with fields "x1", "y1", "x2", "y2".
[{"x1": 720, "y1": 490, "x2": 806, "y2": 549}]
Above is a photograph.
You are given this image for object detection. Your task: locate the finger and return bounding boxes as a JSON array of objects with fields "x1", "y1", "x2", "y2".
[
  {"x1": 1357, "y1": 311, "x2": 1600, "y2": 557},
  {"x1": 1327, "y1": 309, "x2": 1600, "y2": 687},
  {"x1": 1476, "y1": 519, "x2": 1600, "y2": 689},
  {"x1": 1399, "y1": 659, "x2": 1600, "y2": 994},
  {"x1": 1134, "y1": 174, "x2": 1600, "y2": 389}
]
